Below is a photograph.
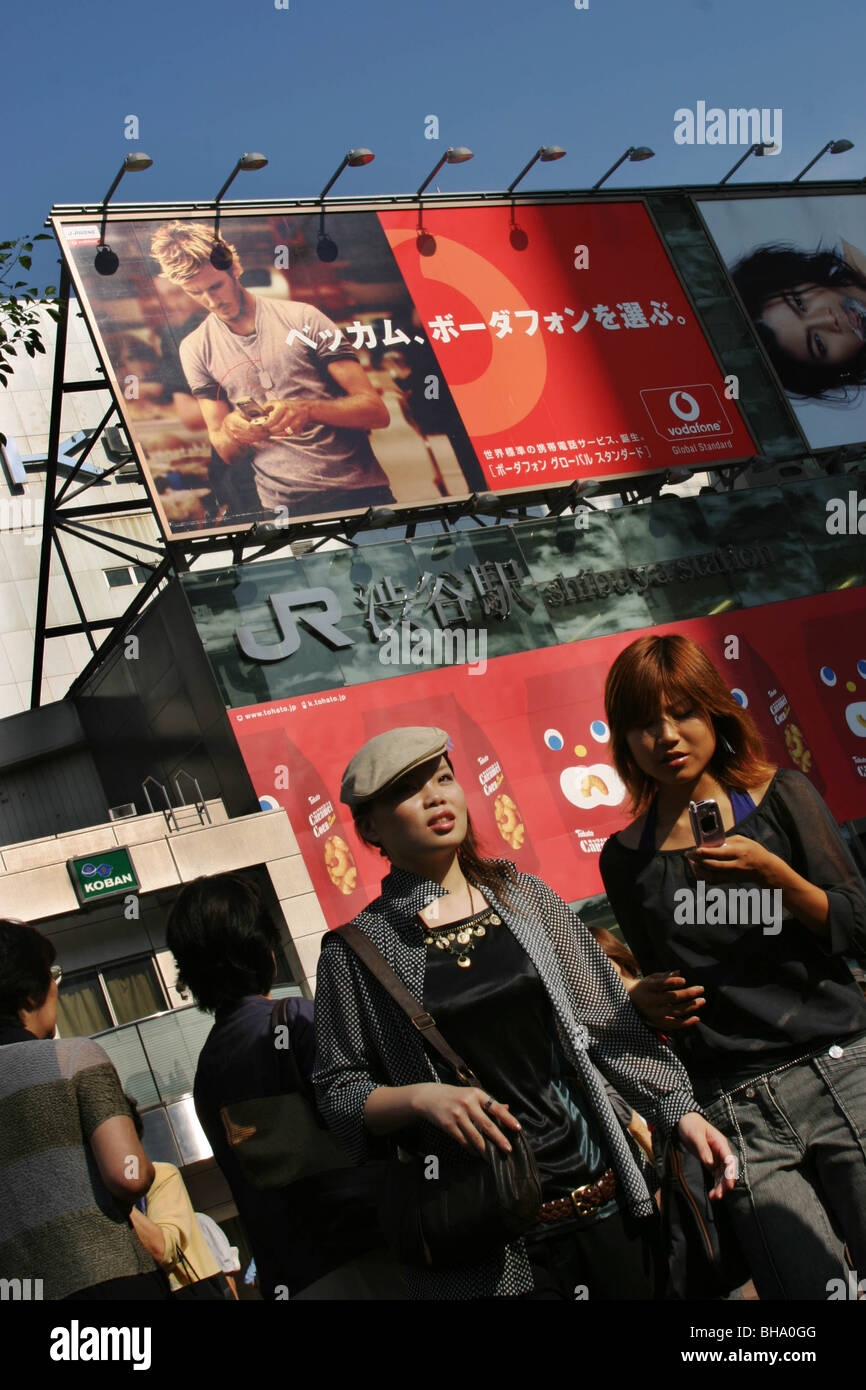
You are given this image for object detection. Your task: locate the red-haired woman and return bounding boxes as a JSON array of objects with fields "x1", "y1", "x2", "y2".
[{"x1": 600, "y1": 633, "x2": 866, "y2": 1300}]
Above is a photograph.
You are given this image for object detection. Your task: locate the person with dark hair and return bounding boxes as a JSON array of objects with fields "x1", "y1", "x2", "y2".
[
  {"x1": 0, "y1": 920, "x2": 165, "y2": 1300},
  {"x1": 600, "y1": 633, "x2": 866, "y2": 1299},
  {"x1": 313, "y1": 726, "x2": 734, "y2": 1300},
  {"x1": 166, "y1": 873, "x2": 400, "y2": 1300},
  {"x1": 731, "y1": 240, "x2": 866, "y2": 399}
]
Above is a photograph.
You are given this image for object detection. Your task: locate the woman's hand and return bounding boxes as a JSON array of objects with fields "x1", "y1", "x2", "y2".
[
  {"x1": 627, "y1": 972, "x2": 705, "y2": 1030},
  {"x1": 410, "y1": 1084, "x2": 521, "y2": 1156},
  {"x1": 676, "y1": 1113, "x2": 736, "y2": 1201},
  {"x1": 686, "y1": 835, "x2": 782, "y2": 886}
]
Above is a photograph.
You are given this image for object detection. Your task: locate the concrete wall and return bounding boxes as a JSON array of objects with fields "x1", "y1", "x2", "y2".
[{"x1": 0, "y1": 799, "x2": 327, "y2": 996}]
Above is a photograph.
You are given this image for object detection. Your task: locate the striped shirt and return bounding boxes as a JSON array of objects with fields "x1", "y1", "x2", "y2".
[{"x1": 0, "y1": 1030, "x2": 156, "y2": 1299}]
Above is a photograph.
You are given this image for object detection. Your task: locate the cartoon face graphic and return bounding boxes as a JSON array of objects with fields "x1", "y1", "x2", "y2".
[
  {"x1": 700, "y1": 631, "x2": 826, "y2": 795},
  {"x1": 801, "y1": 610, "x2": 866, "y2": 786},
  {"x1": 820, "y1": 658, "x2": 866, "y2": 746},
  {"x1": 541, "y1": 719, "x2": 626, "y2": 815}
]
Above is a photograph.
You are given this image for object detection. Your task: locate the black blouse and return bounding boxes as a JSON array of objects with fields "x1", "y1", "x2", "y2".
[
  {"x1": 599, "y1": 769, "x2": 866, "y2": 1083},
  {"x1": 422, "y1": 907, "x2": 613, "y2": 1201}
]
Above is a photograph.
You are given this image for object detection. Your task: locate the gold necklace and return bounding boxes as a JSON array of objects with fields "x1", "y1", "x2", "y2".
[{"x1": 421, "y1": 884, "x2": 501, "y2": 968}]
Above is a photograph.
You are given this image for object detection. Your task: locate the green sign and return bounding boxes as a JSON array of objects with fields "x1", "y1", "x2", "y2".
[{"x1": 67, "y1": 847, "x2": 139, "y2": 906}]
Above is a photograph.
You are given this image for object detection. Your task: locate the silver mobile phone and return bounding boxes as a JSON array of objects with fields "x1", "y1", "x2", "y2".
[{"x1": 688, "y1": 798, "x2": 726, "y2": 848}]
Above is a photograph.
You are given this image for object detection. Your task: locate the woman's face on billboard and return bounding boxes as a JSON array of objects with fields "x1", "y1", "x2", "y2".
[{"x1": 759, "y1": 283, "x2": 866, "y2": 366}]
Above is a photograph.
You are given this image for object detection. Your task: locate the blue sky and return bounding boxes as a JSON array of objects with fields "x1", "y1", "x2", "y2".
[{"x1": 4, "y1": 0, "x2": 866, "y2": 288}]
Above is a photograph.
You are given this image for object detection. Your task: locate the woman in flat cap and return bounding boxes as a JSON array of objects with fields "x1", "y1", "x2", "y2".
[{"x1": 313, "y1": 726, "x2": 733, "y2": 1300}]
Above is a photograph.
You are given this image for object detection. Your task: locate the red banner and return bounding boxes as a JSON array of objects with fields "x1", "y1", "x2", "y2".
[
  {"x1": 230, "y1": 588, "x2": 866, "y2": 926},
  {"x1": 379, "y1": 202, "x2": 755, "y2": 483}
]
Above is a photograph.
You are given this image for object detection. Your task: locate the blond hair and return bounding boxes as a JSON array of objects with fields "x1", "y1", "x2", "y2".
[{"x1": 150, "y1": 221, "x2": 241, "y2": 284}]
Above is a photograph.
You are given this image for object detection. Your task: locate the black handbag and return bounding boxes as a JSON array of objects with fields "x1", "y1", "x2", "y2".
[
  {"x1": 660, "y1": 1138, "x2": 750, "y2": 1299},
  {"x1": 337, "y1": 924, "x2": 543, "y2": 1270},
  {"x1": 219, "y1": 999, "x2": 351, "y2": 1189},
  {"x1": 170, "y1": 1250, "x2": 225, "y2": 1301}
]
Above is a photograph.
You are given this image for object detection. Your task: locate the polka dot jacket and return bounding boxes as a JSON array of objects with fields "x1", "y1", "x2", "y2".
[{"x1": 312, "y1": 862, "x2": 699, "y2": 1300}]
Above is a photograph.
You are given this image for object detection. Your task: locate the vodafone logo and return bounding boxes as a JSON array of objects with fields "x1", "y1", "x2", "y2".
[
  {"x1": 668, "y1": 390, "x2": 700, "y2": 422},
  {"x1": 641, "y1": 383, "x2": 733, "y2": 443}
]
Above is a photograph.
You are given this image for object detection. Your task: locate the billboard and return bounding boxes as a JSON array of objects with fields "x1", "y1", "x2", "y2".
[
  {"x1": 53, "y1": 201, "x2": 754, "y2": 538},
  {"x1": 698, "y1": 191, "x2": 866, "y2": 449},
  {"x1": 229, "y1": 585, "x2": 866, "y2": 926}
]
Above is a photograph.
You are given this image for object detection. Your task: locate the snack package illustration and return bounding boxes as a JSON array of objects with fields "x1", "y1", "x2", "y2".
[
  {"x1": 256, "y1": 730, "x2": 362, "y2": 906},
  {"x1": 801, "y1": 612, "x2": 866, "y2": 787},
  {"x1": 524, "y1": 664, "x2": 628, "y2": 856},
  {"x1": 700, "y1": 632, "x2": 828, "y2": 797}
]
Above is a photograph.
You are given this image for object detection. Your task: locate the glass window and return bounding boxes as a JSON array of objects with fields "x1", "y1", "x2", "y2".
[
  {"x1": 54, "y1": 956, "x2": 169, "y2": 1037},
  {"x1": 104, "y1": 567, "x2": 134, "y2": 588},
  {"x1": 102, "y1": 958, "x2": 167, "y2": 1027},
  {"x1": 55, "y1": 975, "x2": 112, "y2": 1037}
]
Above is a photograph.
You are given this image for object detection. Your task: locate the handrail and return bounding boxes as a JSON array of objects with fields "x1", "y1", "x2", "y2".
[
  {"x1": 174, "y1": 769, "x2": 211, "y2": 825},
  {"x1": 141, "y1": 775, "x2": 177, "y2": 832}
]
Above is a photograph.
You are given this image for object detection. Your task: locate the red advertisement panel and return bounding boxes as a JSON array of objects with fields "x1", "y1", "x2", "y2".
[
  {"x1": 380, "y1": 203, "x2": 754, "y2": 485},
  {"x1": 231, "y1": 588, "x2": 866, "y2": 926}
]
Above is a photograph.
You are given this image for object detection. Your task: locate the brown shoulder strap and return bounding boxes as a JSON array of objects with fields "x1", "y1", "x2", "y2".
[{"x1": 336, "y1": 923, "x2": 481, "y2": 1088}]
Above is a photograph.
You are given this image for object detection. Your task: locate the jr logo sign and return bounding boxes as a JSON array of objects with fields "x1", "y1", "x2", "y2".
[{"x1": 236, "y1": 588, "x2": 353, "y2": 662}]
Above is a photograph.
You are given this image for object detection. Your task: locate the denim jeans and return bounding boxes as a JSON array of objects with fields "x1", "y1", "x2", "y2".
[{"x1": 697, "y1": 1033, "x2": 866, "y2": 1300}]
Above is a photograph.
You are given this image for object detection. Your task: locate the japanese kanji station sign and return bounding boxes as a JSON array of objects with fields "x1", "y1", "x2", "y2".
[{"x1": 53, "y1": 199, "x2": 754, "y2": 541}]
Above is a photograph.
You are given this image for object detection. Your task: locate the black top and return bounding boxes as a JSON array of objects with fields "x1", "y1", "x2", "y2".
[
  {"x1": 599, "y1": 769, "x2": 866, "y2": 1084},
  {"x1": 194, "y1": 994, "x2": 325, "y2": 1297},
  {"x1": 423, "y1": 908, "x2": 613, "y2": 1200}
]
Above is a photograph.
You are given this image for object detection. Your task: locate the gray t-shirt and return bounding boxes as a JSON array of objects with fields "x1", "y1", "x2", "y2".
[{"x1": 179, "y1": 296, "x2": 389, "y2": 506}]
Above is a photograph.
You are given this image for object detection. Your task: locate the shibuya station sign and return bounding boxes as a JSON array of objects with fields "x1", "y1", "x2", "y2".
[
  {"x1": 52, "y1": 199, "x2": 754, "y2": 541},
  {"x1": 236, "y1": 559, "x2": 532, "y2": 662},
  {"x1": 67, "y1": 848, "x2": 139, "y2": 906},
  {"x1": 234, "y1": 544, "x2": 777, "y2": 664}
]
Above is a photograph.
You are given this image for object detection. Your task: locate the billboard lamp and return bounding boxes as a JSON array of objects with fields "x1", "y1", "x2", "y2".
[
  {"x1": 413, "y1": 147, "x2": 473, "y2": 255},
  {"x1": 718, "y1": 142, "x2": 777, "y2": 185},
  {"x1": 317, "y1": 149, "x2": 375, "y2": 261},
  {"x1": 792, "y1": 138, "x2": 854, "y2": 182},
  {"x1": 415, "y1": 147, "x2": 474, "y2": 198},
  {"x1": 94, "y1": 152, "x2": 153, "y2": 276},
  {"x1": 319, "y1": 148, "x2": 375, "y2": 200},
  {"x1": 506, "y1": 145, "x2": 566, "y2": 194},
  {"x1": 592, "y1": 146, "x2": 654, "y2": 190},
  {"x1": 210, "y1": 153, "x2": 269, "y2": 268}
]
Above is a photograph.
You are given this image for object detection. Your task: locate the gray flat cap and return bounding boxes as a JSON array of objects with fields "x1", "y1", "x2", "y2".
[{"x1": 340, "y1": 726, "x2": 450, "y2": 810}]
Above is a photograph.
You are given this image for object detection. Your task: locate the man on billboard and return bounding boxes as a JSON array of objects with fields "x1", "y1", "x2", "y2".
[{"x1": 150, "y1": 222, "x2": 392, "y2": 517}]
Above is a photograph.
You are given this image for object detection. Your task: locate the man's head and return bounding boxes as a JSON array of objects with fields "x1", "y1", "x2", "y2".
[{"x1": 150, "y1": 222, "x2": 245, "y2": 327}]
